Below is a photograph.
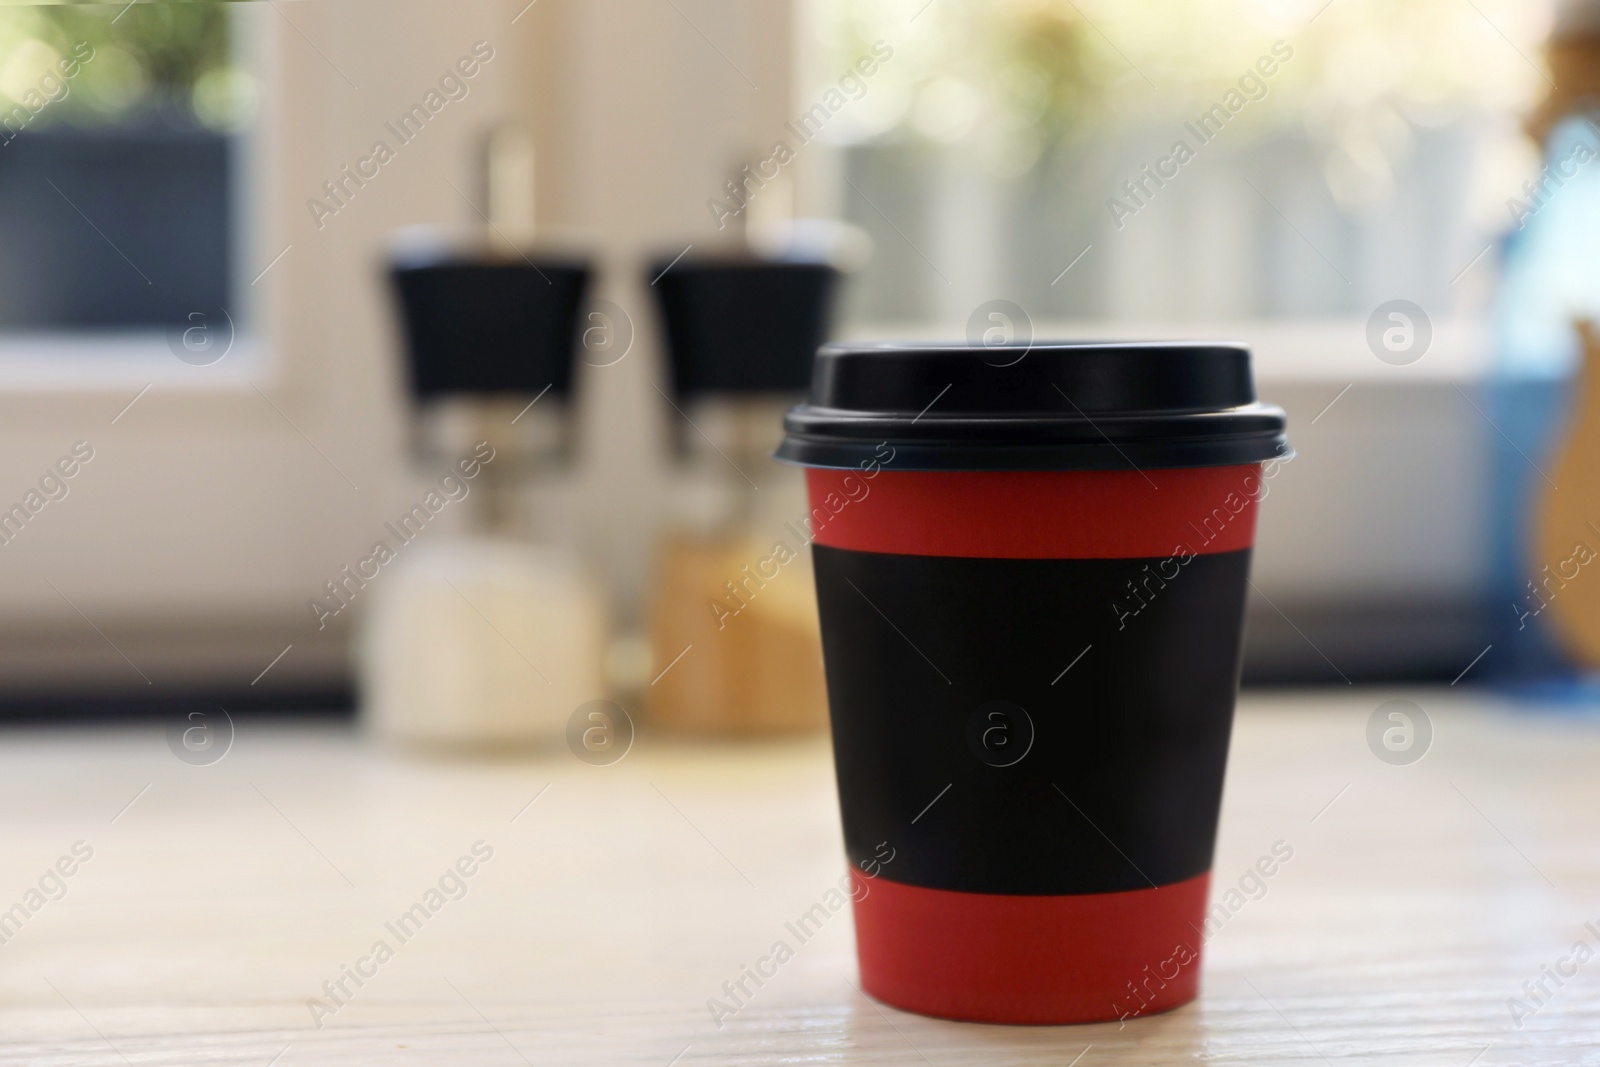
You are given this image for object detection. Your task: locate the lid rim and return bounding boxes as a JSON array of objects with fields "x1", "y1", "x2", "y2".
[
  {"x1": 774, "y1": 433, "x2": 1291, "y2": 473},
  {"x1": 782, "y1": 402, "x2": 1286, "y2": 437}
]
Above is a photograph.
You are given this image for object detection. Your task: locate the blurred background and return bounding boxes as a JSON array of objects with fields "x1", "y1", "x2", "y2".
[{"x1": 0, "y1": 0, "x2": 1586, "y2": 732}]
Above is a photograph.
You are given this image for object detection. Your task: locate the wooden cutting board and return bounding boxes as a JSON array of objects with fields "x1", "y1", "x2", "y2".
[{"x1": 1533, "y1": 319, "x2": 1600, "y2": 664}]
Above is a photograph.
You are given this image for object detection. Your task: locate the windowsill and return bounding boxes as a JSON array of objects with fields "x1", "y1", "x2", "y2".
[{"x1": 0, "y1": 331, "x2": 268, "y2": 392}]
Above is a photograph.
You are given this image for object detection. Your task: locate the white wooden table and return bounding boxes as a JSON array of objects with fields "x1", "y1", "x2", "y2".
[{"x1": 0, "y1": 691, "x2": 1595, "y2": 1065}]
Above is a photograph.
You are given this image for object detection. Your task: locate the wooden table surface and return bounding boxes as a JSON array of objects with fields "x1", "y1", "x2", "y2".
[{"x1": 0, "y1": 690, "x2": 1596, "y2": 1065}]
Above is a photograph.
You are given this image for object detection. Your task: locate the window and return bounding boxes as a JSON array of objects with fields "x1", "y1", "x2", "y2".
[
  {"x1": 0, "y1": 3, "x2": 253, "y2": 333},
  {"x1": 811, "y1": 0, "x2": 1554, "y2": 327}
]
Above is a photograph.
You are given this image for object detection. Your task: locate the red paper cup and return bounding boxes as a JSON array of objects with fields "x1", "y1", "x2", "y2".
[{"x1": 777, "y1": 342, "x2": 1289, "y2": 1025}]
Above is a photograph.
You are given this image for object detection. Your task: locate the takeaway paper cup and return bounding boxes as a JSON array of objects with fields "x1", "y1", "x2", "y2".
[{"x1": 776, "y1": 341, "x2": 1289, "y2": 1024}]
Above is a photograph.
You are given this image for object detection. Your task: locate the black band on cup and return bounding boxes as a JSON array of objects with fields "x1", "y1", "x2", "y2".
[{"x1": 818, "y1": 544, "x2": 1250, "y2": 896}]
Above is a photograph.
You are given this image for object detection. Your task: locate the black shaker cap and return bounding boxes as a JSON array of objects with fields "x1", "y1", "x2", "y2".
[
  {"x1": 776, "y1": 341, "x2": 1289, "y2": 471},
  {"x1": 649, "y1": 256, "x2": 839, "y2": 396},
  {"x1": 390, "y1": 258, "x2": 591, "y2": 399}
]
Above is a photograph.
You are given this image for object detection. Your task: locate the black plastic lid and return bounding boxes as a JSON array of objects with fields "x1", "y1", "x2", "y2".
[{"x1": 776, "y1": 341, "x2": 1289, "y2": 471}]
